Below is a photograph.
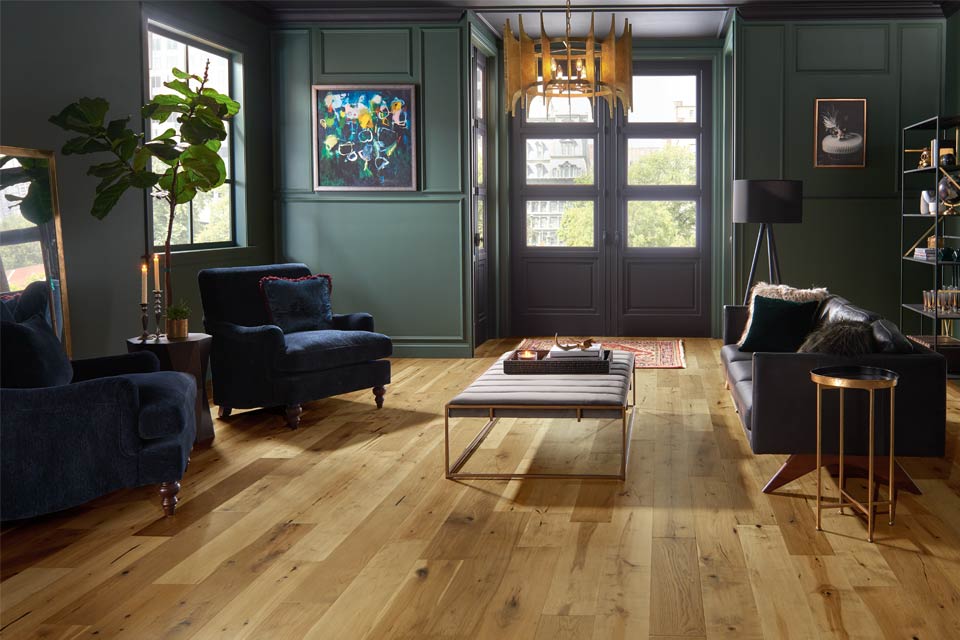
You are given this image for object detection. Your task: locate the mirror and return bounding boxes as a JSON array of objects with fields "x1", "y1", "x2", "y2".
[{"x1": 0, "y1": 146, "x2": 71, "y2": 356}]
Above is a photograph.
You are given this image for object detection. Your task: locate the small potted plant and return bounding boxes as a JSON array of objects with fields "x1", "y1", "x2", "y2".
[{"x1": 166, "y1": 300, "x2": 190, "y2": 340}]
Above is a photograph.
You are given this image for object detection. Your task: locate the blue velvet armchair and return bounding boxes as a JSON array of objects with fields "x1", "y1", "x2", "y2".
[
  {"x1": 197, "y1": 263, "x2": 392, "y2": 429},
  {"x1": 1, "y1": 285, "x2": 196, "y2": 521}
]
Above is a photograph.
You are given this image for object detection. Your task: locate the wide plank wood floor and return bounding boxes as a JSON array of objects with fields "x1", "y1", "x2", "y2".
[{"x1": 2, "y1": 338, "x2": 960, "y2": 639}]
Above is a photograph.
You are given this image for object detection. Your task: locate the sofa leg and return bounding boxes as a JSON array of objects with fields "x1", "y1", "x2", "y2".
[
  {"x1": 373, "y1": 386, "x2": 386, "y2": 409},
  {"x1": 218, "y1": 405, "x2": 232, "y2": 419},
  {"x1": 159, "y1": 481, "x2": 180, "y2": 516},
  {"x1": 285, "y1": 404, "x2": 302, "y2": 429}
]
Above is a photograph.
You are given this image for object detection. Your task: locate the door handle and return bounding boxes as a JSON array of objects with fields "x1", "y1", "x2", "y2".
[{"x1": 601, "y1": 230, "x2": 609, "y2": 245}]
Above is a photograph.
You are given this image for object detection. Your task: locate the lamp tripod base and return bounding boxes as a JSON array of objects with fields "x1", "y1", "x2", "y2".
[{"x1": 742, "y1": 223, "x2": 784, "y2": 305}]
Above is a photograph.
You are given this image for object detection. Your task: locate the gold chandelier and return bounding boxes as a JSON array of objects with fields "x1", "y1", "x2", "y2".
[{"x1": 503, "y1": 0, "x2": 633, "y2": 118}]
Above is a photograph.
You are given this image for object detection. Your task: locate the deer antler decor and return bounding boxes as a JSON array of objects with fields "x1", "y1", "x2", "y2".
[{"x1": 554, "y1": 333, "x2": 595, "y2": 351}]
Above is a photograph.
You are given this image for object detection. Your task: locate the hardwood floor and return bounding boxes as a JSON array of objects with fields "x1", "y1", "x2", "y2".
[{"x1": 2, "y1": 338, "x2": 959, "y2": 639}]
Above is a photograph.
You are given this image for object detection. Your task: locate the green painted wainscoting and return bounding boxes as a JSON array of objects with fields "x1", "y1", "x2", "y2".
[
  {"x1": 733, "y1": 18, "x2": 946, "y2": 323},
  {"x1": 273, "y1": 17, "x2": 497, "y2": 357}
]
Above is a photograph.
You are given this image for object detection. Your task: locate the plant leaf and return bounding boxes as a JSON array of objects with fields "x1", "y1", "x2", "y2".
[
  {"x1": 201, "y1": 88, "x2": 240, "y2": 117},
  {"x1": 133, "y1": 146, "x2": 152, "y2": 172},
  {"x1": 171, "y1": 68, "x2": 203, "y2": 82},
  {"x1": 62, "y1": 136, "x2": 111, "y2": 155},
  {"x1": 164, "y1": 79, "x2": 197, "y2": 98},
  {"x1": 129, "y1": 171, "x2": 161, "y2": 189},
  {"x1": 180, "y1": 116, "x2": 225, "y2": 145},
  {"x1": 144, "y1": 142, "x2": 182, "y2": 164},
  {"x1": 106, "y1": 117, "x2": 131, "y2": 139},
  {"x1": 90, "y1": 176, "x2": 131, "y2": 219},
  {"x1": 86, "y1": 160, "x2": 127, "y2": 179},
  {"x1": 76, "y1": 97, "x2": 110, "y2": 127},
  {"x1": 49, "y1": 103, "x2": 104, "y2": 135},
  {"x1": 151, "y1": 128, "x2": 177, "y2": 142},
  {"x1": 179, "y1": 144, "x2": 225, "y2": 190}
]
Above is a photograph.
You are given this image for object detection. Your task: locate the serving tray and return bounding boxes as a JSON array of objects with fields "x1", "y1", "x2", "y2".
[{"x1": 503, "y1": 349, "x2": 612, "y2": 375}]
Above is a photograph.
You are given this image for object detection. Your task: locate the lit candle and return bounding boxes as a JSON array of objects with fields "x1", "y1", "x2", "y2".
[
  {"x1": 518, "y1": 350, "x2": 537, "y2": 360},
  {"x1": 153, "y1": 253, "x2": 160, "y2": 291},
  {"x1": 141, "y1": 262, "x2": 148, "y2": 304}
]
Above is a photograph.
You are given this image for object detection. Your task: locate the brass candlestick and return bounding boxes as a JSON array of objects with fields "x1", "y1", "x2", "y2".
[
  {"x1": 153, "y1": 289, "x2": 164, "y2": 341},
  {"x1": 140, "y1": 302, "x2": 150, "y2": 341}
]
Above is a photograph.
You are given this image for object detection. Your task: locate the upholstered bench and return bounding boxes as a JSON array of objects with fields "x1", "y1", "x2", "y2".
[{"x1": 444, "y1": 351, "x2": 635, "y2": 480}]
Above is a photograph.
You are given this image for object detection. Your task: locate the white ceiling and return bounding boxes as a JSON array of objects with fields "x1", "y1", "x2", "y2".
[{"x1": 479, "y1": 9, "x2": 729, "y2": 40}]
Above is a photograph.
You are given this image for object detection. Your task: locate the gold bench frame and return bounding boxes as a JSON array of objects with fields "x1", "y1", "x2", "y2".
[{"x1": 443, "y1": 368, "x2": 636, "y2": 481}]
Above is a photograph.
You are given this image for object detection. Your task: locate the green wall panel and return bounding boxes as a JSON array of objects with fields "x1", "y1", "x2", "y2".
[
  {"x1": 273, "y1": 30, "x2": 313, "y2": 192},
  {"x1": 274, "y1": 21, "x2": 473, "y2": 356},
  {"x1": 735, "y1": 18, "x2": 946, "y2": 324},
  {"x1": 795, "y1": 25, "x2": 888, "y2": 72},
  {"x1": 420, "y1": 28, "x2": 463, "y2": 193},
  {"x1": 281, "y1": 200, "x2": 465, "y2": 343},
  {"x1": 320, "y1": 29, "x2": 412, "y2": 76},
  {"x1": 738, "y1": 25, "x2": 784, "y2": 179},
  {"x1": 948, "y1": 12, "x2": 960, "y2": 114}
]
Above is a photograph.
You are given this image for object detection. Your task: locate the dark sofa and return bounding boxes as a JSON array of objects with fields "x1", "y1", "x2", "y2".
[{"x1": 722, "y1": 296, "x2": 946, "y2": 491}]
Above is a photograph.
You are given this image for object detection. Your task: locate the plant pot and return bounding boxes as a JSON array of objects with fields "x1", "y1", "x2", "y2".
[{"x1": 166, "y1": 318, "x2": 189, "y2": 340}]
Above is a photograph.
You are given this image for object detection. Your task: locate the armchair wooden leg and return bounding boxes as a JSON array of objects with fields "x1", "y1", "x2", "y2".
[
  {"x1": 159, "y1": 481, "x2": 180, "y2": 516},
  {"x1": 373, "y1": 386, "x2": 386, "y2": 409},
  {"x1": 285, "y1": 404, "x2": 302, "y2": 429},
  {"x1": 218, "y1": 405, "x2": 232, "y2": 419}
]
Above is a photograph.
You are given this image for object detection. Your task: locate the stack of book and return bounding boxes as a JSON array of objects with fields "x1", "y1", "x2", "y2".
[
  {"x1": 914, "y1": 247, "x2": 938, "y2": 261},
  {"x1": 546, "y1": 344, "x2": 603, "y2": 359}
]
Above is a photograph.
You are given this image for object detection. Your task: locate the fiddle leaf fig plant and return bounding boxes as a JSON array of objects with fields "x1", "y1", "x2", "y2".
[{"x1": 49, "y1": 61, "x2": 240, "y2": 305}]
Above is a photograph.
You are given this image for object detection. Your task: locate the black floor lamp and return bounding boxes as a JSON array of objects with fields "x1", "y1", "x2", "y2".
[{"x1": 734, "y1": 179, "x2": 803, "y2": 305}]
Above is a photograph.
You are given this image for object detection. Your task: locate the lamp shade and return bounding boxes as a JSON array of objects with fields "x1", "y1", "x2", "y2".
[{"x1": 733, "y1": 179, "x2": 803, "y2": 224}]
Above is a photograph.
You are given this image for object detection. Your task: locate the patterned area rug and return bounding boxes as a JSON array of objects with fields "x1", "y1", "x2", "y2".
[{"x1": 516, "y1": 338, "x2": 686, "y2": 369}]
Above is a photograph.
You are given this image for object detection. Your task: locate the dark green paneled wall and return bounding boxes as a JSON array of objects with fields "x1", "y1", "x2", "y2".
[
  {"x1": 273, "y1": 20, "x2": 484, "y2": 357},
  {"x1": 0, "y1": 1, "x2": 274, "y2": 358},
  {"x1": 734, "y1": 19, "x2": 945, "y2": 323},
  {"x1": 949, "y1": 11, "x2": 960, "y2": 113}
]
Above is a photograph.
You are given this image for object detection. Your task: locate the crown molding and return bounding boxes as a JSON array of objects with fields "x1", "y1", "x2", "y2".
[{"x1": 738, "y1": 1, "x2": 948, "y2": 20}]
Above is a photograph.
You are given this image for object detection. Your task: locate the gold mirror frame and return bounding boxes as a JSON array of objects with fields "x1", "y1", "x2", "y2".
[{"x1": 0, "y1": 145, "x2": 72, "y2": 356}]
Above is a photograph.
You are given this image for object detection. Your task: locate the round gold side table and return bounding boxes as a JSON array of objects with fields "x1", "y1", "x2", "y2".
[{"x1": 810, "y1": 365, "x2": 899, "y2": 543}]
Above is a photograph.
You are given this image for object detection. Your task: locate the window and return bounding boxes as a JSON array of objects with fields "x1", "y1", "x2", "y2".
[{"x1": 146, "y1": 23, "x2": 239, "y2": 249}]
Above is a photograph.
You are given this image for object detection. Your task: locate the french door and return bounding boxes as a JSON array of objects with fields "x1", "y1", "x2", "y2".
[
  {"x1": 510, "y1": 60, "x2": 712, "y2": 337},
  {"x1": 472, "y1": 49, "x2": 491, "y2": 346}
]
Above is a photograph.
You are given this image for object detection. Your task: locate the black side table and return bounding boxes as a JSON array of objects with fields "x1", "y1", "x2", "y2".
[{"x1": 127, "y1": 333, "x2": 214, "y2": 445}]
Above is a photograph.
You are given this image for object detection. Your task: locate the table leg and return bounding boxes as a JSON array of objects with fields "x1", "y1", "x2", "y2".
[
  {"x1": 868, "y1": 388, "x2": 875, "y2": 543},
  {"x1": 839, "y1": 388, "x2": 845, "y2": 514},
  {"x1": 889, "y1": 388, "x2": 896, "y2": 525},
  {"x1": 816, "y1": 383, "x2": 822, "y2": 532}
]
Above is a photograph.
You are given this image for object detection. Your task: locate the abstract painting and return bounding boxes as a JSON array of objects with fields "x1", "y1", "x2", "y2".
[{"x1": 312, "y1": 85, "x2": 416, "y2": 190}]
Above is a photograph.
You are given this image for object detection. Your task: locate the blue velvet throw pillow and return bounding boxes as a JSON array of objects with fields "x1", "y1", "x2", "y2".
[
  {"x1": 739, "y1": 295, "x2": 820, "y2": 352},
  {"x1": 259, "y1": 274, "x2": 334, "y2": 334},
  {"x1": 0, "y1": 314, "x2": 73, "y2": 388}
]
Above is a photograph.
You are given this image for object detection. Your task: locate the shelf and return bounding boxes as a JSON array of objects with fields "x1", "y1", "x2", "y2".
[
  {"x1": 904, "y1": 166, "x2": 937, "y2": 174},
  {"x1": 903, "y1": 115, "x2": 960, "y2": 131},
  {"x1": 902, "y1": 303, "x2": 960, "y2": 320},
  {"x1": 902, "y1": 256, "x2": 960, "y2": 265}
]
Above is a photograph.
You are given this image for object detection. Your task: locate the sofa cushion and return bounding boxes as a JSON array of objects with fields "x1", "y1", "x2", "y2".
[
  {"x1": 260, "y1": 274, "x2": 333, "y2": 334},
  {"x1": 727, "y1": 360, "x2": 753, "y2": 384},
  {"x1": 740, "y1": 296, "x2": 820, "y2": 352},
  {"x1": 277, "y1": 330, "x2": 393, "y2": 373},
  {"x1": 129, "y1": 372, "x2": 196, "y2": 439},
  {"x1": 739, "y1": 282, "x2": 829, "y2": 345},
  {"x1": 872, "y1": 319, "x2": 915, "y2": 354},
  {"x1": 721, "y1": 344, "x2": 753, "y2": 367},
  {"x1": 0, "y1": 314, "x2": 72, "y2": 388},
  {"x1": 817, "y1": 295, "x2": 879, "y2": 326},
  {"x1": 799, "y1": 320, "x2": 876, "y2": 356}
]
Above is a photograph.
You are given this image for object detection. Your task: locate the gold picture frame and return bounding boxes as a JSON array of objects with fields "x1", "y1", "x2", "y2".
[{"x1": 814, "y1": 98, "x2": 867, "y2": 168}]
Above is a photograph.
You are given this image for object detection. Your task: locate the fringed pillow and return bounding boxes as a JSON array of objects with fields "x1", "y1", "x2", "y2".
[{"x1": 739, "y1": 282, "x2": 829, "y2": 348}]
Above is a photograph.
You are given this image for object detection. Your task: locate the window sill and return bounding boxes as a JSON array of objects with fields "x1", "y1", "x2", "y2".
[{"x1": 159, "y1": 245, "x2": 262, "y2": 267}]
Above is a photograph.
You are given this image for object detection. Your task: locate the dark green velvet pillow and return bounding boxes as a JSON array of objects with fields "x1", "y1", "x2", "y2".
[{"x1": 739, "y1": 295, "x2": 820, "y2": 352}]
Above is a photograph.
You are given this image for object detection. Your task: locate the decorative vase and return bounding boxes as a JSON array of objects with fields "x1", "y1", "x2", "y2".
[{"x1": 166, "y1": 318, "x2": 189, "y2": 340}]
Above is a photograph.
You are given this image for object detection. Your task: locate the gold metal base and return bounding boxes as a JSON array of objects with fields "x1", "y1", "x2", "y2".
[{"x1": 444, "y1": 369, "x2": 636, "y2": 481}]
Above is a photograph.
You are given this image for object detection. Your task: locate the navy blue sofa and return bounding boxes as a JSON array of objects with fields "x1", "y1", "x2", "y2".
[
  {"x1": 197, "y1": 263, "x2": 392, "y2": 429},
  {"x1": 1, "y1": 284, "x2": 196, "y2": 521}
]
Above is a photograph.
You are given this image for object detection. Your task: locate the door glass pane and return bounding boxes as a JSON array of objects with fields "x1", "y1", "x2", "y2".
[
  {"x1": 475, "y1": 196, "x2": 485, "y2": 250},
  {"x1": 525, "y1": 138, "x2": 595, "y2": 186},
  {"x1": 525, "y1": 95, "x2": 594, "y2": 123},
  {"x1": 474, "y1": 62, "x2": 484, "y2": 119},
  {"x1": 476, "y1": 131, "x2": 485, "y2": 186},
  {"x1": 628, "y1": 76, "x2": 697, "y2": 123},
  {"x1": 526, "y1": 200, "x2": 593, "y2": 247},
  {"x1": 627, "y1": 200, "x2": 696, "y2": 248},
  {"x1": 627, "y1": 138, "x2": 697, "y2": 185}
]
